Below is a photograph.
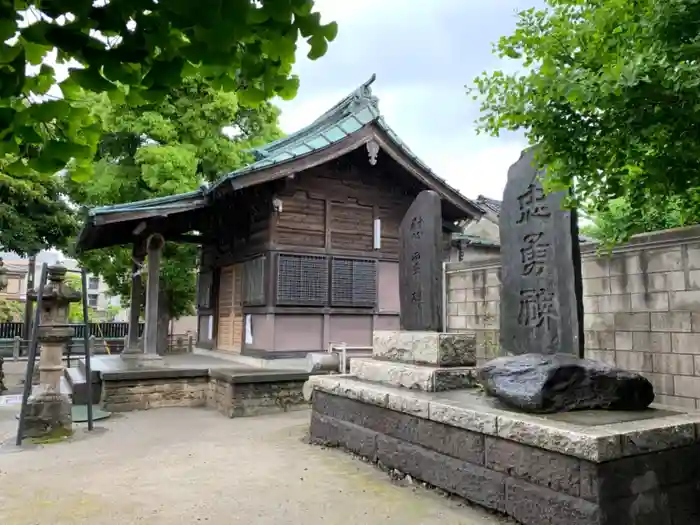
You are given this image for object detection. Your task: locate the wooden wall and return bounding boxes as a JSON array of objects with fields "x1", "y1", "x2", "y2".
[{"x1": 272, "y1": 159, "x2": 413, "y2": 259}]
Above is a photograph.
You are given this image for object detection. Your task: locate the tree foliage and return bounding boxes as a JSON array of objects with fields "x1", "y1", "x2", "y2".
[
  {"x1": 472, "y1": 0, "x2": 700, "y2": 243},
  {"x1": 64, "y1": 272, "x2": 96, "y2": 323},
  {"x1": 1, "y1": 0, "x2": 336, "y2": 181},
  {"x1": 580, "y1": 195, "x2": 700, "y2": 247},
  {"x1": 0, "y1": 160, "x2": 77, "y2": 255},
  {"x1": 0, "y1": 296, "x2": 23, "y2": 321},
  {"x1": 68, "y1": 78, "x2": 283, "y2": 320}
]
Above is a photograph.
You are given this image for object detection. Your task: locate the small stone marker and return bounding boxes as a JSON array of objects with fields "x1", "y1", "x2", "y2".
[
  {"x1": 499, "y1": 148, "x2": 584, "y2": 356},
  {"x1": 399, "y1": 190, "x2": 443, "y2": 331}
]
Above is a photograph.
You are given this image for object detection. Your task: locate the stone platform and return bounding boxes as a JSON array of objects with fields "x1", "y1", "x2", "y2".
[
  {"x1": 68, "y1": 354, "x2": 313, "y2": 416},
  {"x1": 306, "y1": 375, "x2": 700, "y2": 525}
]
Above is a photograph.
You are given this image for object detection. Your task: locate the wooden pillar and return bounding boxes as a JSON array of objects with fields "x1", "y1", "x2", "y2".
[
  {"x1": 123, "y1": 242, "x2": 145, "y2": 355},
  {"x1": 144, "y1": 234, "x2": 165, "y2": 356}
]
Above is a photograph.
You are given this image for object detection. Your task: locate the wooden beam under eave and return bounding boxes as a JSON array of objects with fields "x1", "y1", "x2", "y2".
[{"x1": 168, "y1": 234, "x2": 210, "y2": 244}]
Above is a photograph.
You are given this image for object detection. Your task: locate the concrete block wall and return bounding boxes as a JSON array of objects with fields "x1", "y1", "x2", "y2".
[{"x1": 445, "y1": 225, "x2": 700, "y2": 410}]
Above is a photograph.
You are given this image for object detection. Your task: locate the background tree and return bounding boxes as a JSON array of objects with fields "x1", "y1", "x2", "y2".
[
  {"x1": 64, "y1": 272, "x2": 96, "y2": 323},
  {"x1": 580, "y1": 195, "x2": 700, "y2": 247},
  {"x1": 67, "y1": 78, "x2": 283, "y2": 343},
  {"x1": 472, "y1": 0, "x2": 700, "y2": 243},
  {"x1": 0, "y1": 297, "x2": 24, "y2": 322},
  {"x1": 0, "y1": 0, "x2": 335, "y2": 254}
]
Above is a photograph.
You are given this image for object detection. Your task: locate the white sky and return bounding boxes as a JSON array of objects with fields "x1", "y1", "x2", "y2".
[{"x1": 273, "y1": 0, "x2": 536, "y2": 202}]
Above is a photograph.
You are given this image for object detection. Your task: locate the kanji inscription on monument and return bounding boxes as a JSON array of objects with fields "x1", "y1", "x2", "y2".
[
  {"x1": 399, "y1": 190, "x2": 443, "y2": 331},
  {"x1": 499, "y1": 148, "x2": 584, "y2": 356}
]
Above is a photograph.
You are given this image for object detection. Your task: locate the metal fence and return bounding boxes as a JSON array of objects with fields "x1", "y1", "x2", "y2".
[
  {"x1": 0, "y1": 321, "x2": 144, "y2": 340},
  {"x1": 0, "y1": 331, "x2": 194, "y2": 359}
]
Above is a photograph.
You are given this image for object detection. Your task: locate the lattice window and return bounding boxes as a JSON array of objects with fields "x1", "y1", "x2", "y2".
[
  {"x1": 197, "y1": 271, "x2": 213, "y2": 309},
  {"x1": 242, "y1": 256, "x2": 266, "y2": 305},
  {"x1": 276, "y1": 254, "x2": 328, "y2": 305},
  {"x1": 331, "y1": 257, "x2": 377, "y2": 307}
]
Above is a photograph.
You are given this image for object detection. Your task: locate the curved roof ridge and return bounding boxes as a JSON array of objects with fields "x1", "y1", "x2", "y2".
[{"x1": 250, "y1": 74, "x2": 378, "y2": 160}]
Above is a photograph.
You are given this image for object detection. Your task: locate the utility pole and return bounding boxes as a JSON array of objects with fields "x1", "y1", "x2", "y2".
[{"x1": 22, "y1": 254, "x2": 36, "y2": 342}]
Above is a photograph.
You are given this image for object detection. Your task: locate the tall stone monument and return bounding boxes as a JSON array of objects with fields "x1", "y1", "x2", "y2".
[
  {"x1": 370, "y1": 189, "x2": 476, "y2": 376},
  {"x1": 23, "y1": 265, "x2": 81, "y2": 438},
  {"x1": 399, "y1": 190, "x2": 443, "y2": 331},
  {"x1": 499, "y1": 147, "x2": 584, "y2": 357}
]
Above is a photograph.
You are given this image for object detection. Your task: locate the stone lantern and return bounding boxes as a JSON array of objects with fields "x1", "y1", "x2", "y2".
[
  {"x1": 23, "y1": 265, "x2": 81, "y2": 439},
  {"x1": 0, "y1": 258, "x2": 8, "y2": 292}
]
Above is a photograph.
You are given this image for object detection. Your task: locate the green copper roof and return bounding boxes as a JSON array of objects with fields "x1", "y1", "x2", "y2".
[
  {"x1": 85, "y1": 74, "x2": 484, "y2": 221},
  {"x1": 210, "y1": 74, "x2": 382, "y2": 191}
]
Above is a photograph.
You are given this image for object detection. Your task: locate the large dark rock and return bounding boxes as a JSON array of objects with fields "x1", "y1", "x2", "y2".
[{"x1": 478, "y1": 353, "x2": 654, "y2": 413}]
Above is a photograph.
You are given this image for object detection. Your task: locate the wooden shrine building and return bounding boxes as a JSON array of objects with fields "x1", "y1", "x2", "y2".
[{"x1": 76, "y1": 75, "x2": 485, "y2": 359}]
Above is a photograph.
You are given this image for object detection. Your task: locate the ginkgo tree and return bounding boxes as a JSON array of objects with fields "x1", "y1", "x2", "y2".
[
  {"x1": 1, "y1": 0, "x2": 336, "y2": 181},
  {"x1": 472, "y1": 0, "x2": 700, "y2": 242},
  {"x1": 0, "y1": 0, "x2": 335, "y2": 255}
]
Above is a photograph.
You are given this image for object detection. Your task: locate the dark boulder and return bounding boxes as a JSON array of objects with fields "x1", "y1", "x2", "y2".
[{"x1": 477, "y1": 353, "x2": 655, "y2": 413}]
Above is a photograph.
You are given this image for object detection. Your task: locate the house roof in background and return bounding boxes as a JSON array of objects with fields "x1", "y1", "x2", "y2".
[
  {"x1": 476, "y1": 195, "x2": 502, "y2": 215},
  {"x1": 460, "y1": 195, "x2": 594, "y2": 247}
]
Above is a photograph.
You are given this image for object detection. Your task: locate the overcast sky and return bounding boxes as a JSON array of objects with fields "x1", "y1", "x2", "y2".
[{"x1": 275, "y1": 0, "x2": 542, "y2": 202}]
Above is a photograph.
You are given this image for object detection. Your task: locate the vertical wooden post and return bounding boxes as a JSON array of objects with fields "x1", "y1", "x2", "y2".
[
  {"x1": 144, "y1": 234, "x2": 165, "y2": 356},
  {"x1": 124, "y1": 241, "x2": 145, "y2": 355}
]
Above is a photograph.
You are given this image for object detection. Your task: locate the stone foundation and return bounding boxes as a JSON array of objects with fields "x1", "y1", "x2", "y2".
[
  {"x1": 102, "y1": 375, "x2": 209, "y2": 412},
  {"x1": 307, "y1": 376, "x2": 700, "y2": 525},
  {"x1": 99, "y1": 367, "x2": 310, "y2": 416},
  {"x1": 208, "y1": 370, "x2": 309, "y2": 417}
]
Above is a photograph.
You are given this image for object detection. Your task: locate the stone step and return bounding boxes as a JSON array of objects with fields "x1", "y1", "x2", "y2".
[
  {"x1": 349, "y1": 358, "x2": 478, "y2": 392},
  {"x1": 65, "y1": 367, "x2": 101, "y2": 406},
  {"x1": 372, "y1": 330, "x2": 476, "y2": 367}
]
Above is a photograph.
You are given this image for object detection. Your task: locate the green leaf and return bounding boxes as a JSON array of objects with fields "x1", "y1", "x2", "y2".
[
  {"x1": 0, "y1": 43, "x2": 21, "y2": 65},
  {"x1": 70, "y1": 68, "x2": 115, "y2": 93},
  {"x1": 307, "y1": 34, "x2": 328, "y2": 61},
  {"x1": 247, "y1": 7, "x2": 269, "y2": 24},
  {"x1": 277, "y1": 76, "x2": 299, "y2": 100},
  {"x1": 22, "y1": 40, "x2": 50, "y2": 66},
  {"x1": 28, "y1": 100, "x2": 72, "y2": 122},
  {"x1": 42, "y1": 139, "x2": 92, "y2": 163},
  {"x1": 0, "y1": 17, "x2": 17, "y2": 42},
  {"x1": 320, "y1": 22, "x2": 338, "y2": 42},
  {"x1": 59, "y1": 77, "x2": 82, "y2": 100},
  {"x1": 238, "y1": 86, "x2": 267, "y2": 106},
  {"x1": 143, "y1": 58, "x2": 185, "y2": 89}
]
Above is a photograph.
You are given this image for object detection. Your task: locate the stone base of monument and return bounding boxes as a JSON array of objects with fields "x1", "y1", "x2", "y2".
[
  {"x1": 22, "y1": 389, "x2": 72, "y2": 439},
  {"x1": 350, "y1": 358, "x2": 478, "y2": 392},
  {"x1": 372, "y1": 330, "x2": 477, "y2": 367},
  {"x1": 306, "y1": 375, "x2": 700, "y2": 525}
]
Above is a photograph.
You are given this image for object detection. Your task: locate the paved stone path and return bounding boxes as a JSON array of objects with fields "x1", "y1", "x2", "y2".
[{"x1": 0, "y1": 406, "x2": 508, "y2": 525}]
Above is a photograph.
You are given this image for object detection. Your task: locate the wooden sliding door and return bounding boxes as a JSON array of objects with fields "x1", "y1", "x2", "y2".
[{"x1": 217, "y1": 264, "x2": 243, "y2": 352}]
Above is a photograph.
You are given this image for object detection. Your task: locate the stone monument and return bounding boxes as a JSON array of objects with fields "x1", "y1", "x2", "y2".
[
  {"x1": 499, "y1": 147, "x2": 584, "y2": 357},
  {"x1": 23, "y1": 265, "x2": 81, "y2": 439},
  {"x1": 348, "y1": 189, "x2": 477, "y2": 391},
  {"x1": 398, "y1": 190, "x2": 443, "y2": 331},
  {"x1": 481, "y1": 148, "x2": 654, "y2": 413}
]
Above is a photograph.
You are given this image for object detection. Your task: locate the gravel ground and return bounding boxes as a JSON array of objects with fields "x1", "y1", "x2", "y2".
[{"x1": 0, "y1": 405, "x2": 508, "y2": 525}]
